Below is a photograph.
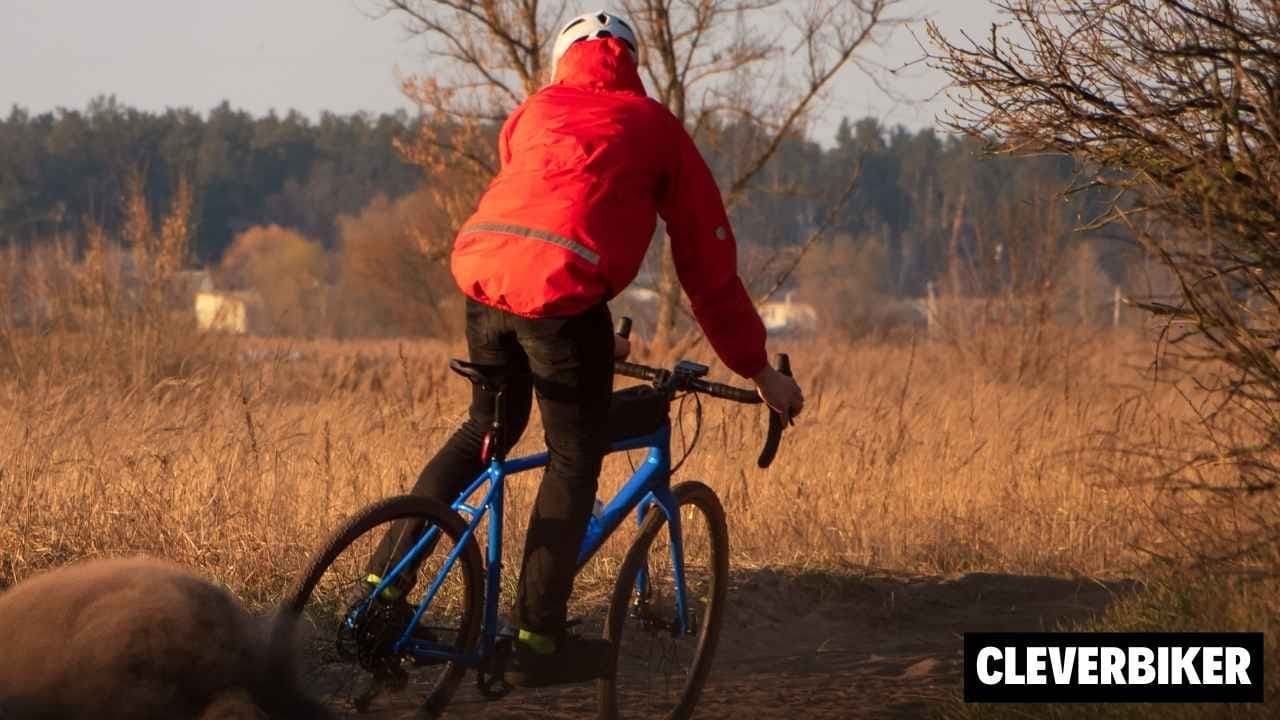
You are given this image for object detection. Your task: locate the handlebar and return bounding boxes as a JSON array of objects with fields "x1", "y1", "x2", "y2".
[
  {"x1": 615, "y1": 361, "x2": 764, "y2": 404},
  {"x1": 614, "y1": 317, "x2": 792, "y2": 469},
  {"x1": 756, "y1": 353, "x2": 791, "y2": 469}
]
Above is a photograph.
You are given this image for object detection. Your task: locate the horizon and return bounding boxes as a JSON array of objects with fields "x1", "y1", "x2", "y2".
[
  {"x1": 1, "y1": 93, "x2": 970, "y2": 147},
  {"x1": 3, "y1": 1, "x2": 1004, "y2": 144}
]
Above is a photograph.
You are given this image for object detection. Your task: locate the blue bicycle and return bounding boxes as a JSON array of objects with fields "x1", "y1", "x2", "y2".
[{"x1": 281, "y1": 319, "x2": 792, "y2": 718}]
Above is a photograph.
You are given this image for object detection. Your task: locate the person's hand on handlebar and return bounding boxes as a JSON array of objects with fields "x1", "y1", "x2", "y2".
[
  {"x1": 752, "y1": 365, "x2": 803, "y2": 424},
  {"x1": 614, "y1": 334, "x2": 631, "y2": 360}
]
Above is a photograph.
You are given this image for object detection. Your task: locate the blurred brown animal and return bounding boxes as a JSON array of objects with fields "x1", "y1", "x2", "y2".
[{"x1": 0, "y1": 557, "x2": 330, "y2": 720}]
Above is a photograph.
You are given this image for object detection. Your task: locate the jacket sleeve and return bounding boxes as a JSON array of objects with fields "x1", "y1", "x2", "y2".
[{"x1": 656, "y1": 118, "x2": 768, "y2": 379}]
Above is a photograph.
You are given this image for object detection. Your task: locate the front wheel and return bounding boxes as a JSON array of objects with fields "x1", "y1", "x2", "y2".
[{"x1": 599, "y1": 481, "x2": 730, "y2": 720}]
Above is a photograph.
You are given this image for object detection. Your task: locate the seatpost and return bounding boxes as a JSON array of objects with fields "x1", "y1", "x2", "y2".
[{"x1": 480, "y1": 388, "x2": 504, "y2": 464}]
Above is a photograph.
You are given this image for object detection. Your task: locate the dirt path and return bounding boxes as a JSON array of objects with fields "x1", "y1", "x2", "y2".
[{"x1": 338, "y1": 569, "x2": 1136, "y2": 719}]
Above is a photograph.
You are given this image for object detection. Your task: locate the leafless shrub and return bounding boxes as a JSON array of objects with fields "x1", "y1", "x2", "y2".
[
  {"x1": 221, "y1": 225, "x2": 328, "y2": 337},
  {"x1": 333, "y1": 188, "x2": 462, "y2": 338},
  {"x1": 928, "y1": 0, "x2": 1280, "y2": 567},
  {"x1": 0, "y1": 170, "x2": 226, "y2": 388}
]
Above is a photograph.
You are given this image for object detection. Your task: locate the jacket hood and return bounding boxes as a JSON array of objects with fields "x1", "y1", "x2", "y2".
[{"x1": 551, "y1": 37, "x2": 646, "y2": 95}]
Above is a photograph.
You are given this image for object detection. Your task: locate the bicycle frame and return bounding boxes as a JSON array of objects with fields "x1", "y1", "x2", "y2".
[{"x1": 362, "y1": 423, "x2": 691, "y2": 668}]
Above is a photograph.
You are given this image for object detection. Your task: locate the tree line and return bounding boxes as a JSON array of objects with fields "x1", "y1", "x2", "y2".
[
  {"x1": 1, "y1": 97, "x2": 1135, "y2": 303},
  {"x1": 0, "y1": 96, "x2": 421, "y2": 261}
]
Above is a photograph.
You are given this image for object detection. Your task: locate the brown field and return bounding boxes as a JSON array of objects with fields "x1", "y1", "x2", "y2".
[
  {"x1": 2, "y1": 304, "x2": 1275, "y2": 717},
  {"x1": 1, "y1": 327, "x2": 1177, "y2": 598}
]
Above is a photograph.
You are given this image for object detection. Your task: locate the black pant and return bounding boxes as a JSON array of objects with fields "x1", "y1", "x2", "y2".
[{"x1": 368, "y1": 298, "x2": 614, "y2": 634}]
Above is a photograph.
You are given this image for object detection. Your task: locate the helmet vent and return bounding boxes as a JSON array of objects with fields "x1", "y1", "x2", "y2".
[{"x1": 552, "y1": 10, "x2": 640, "y2": 74}]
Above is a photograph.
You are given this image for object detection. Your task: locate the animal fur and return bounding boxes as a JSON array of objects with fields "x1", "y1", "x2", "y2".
[{"x1": 0, "y1": 557, "x2": 329, "y2": 720}]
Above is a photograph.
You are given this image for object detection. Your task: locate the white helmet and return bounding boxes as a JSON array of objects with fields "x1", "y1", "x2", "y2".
[{"x1": 551, "y1": 10, "x2": 638, "y2": 76}]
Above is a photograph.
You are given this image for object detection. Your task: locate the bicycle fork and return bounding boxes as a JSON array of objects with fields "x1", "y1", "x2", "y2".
[{"x1": 633, "y1": 486, "x2": 694, "y2": 637}]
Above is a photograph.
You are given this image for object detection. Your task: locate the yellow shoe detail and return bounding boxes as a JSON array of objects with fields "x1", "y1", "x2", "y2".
[
  {"x1": 363, "y1": 574, "x2": 404, "y2": 601},
  {"x1": 517, "y1": 629, "x2": 557, "y2": 655}
]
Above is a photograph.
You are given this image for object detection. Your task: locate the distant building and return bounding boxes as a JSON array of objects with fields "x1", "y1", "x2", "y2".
[
  {"x1": 195, "y1": 292, "x2": 248, "y2": 333},
  {"x1": 189, "y1": 270, "x2": 263, "y2": 334},
  {"x1": 758, "y1": 292, "x2": 818, "y2": 336}
]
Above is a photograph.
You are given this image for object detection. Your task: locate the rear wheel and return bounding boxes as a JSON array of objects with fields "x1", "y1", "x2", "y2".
[
  {"x1": 278, "y1": 495, "x2": 484, "y2": 717},
  {"x1": 599, "y1": 481, "x2": 730, "y2": 720}
]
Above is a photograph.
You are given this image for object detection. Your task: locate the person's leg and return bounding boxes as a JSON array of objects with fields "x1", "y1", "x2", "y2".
[
  {"x1": 400, "y1": 309, "x2": 533, "y2": 503},
  {"x1": 364, "y1": 299, "x2": 532, "y2": 588},
  {"x1": 511, "y1": 303, "x2": 615, "y2": 636}
]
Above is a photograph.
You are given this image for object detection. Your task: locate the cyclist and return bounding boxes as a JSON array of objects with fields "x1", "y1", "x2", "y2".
[{"x1": 366, "y1": 9, "x2": 804, "y2": 688}]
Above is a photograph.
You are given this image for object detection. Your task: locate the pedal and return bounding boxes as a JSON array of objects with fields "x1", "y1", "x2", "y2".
[
  {"x1": 352, "y1": 663, "x2": 408, "y2": 712},
  {"x1": 476, "y1": 636, "x2": 515, "y2": 700}
]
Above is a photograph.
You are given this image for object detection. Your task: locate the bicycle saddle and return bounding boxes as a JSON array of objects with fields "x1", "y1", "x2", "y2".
[{"x1": 448, "y1": 359, "x2": 520, "y2": 391}]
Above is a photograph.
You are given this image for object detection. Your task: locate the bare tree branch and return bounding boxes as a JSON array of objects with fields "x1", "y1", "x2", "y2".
[
  {"x1": 929, "y1": 0, "x2": 1280, "y2": 566},
  {"x1": 379, "y1": 0, "x2": 910, "y2": 345}
]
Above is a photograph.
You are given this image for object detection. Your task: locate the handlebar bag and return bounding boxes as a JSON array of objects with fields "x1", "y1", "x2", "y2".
[{"x1": 606, "y1": 385, "x2": 670, "y2": 443}]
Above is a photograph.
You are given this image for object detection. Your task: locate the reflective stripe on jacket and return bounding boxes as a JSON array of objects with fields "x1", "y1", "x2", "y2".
[{"x1": 450, "y1": 37, "x2": 767, "y2": 378}]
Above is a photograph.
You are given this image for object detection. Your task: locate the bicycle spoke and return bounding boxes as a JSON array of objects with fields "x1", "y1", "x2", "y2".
[
  {"x1": 603, "y1": 482, "x2": 728, "y2": 720},
  {"x1": 284, "y1": 498, "x2": 482, "y2": 717}
]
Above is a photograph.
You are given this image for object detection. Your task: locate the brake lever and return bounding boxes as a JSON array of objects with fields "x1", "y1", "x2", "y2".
[{"x1": 756, "y1": 353, "x2": 792, "y2": 469}]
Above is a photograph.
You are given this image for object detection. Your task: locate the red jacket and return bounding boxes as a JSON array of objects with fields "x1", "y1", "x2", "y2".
[{"x1": 450, "y1": 38, "x2": 768, "y2": 378}]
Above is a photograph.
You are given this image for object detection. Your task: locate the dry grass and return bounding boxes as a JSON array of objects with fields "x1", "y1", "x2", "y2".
[
  {"x1": 3, "y1": 227, "x2": 1276, "y2": 719},
  {"x1": 6, "y1": 178, "x2": 1275, "y2": 719},
  {"x1": 0, "y1": 326, "x2": 1201, "y2": 607},
  {"x1": 0, "y1": 177, "x2": 1267, "y2": 618}
]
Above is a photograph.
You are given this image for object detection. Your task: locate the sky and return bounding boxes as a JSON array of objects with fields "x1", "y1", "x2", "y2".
[{"x1": 2, "y1": 1, "x2": 1004, "y2": 144}]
